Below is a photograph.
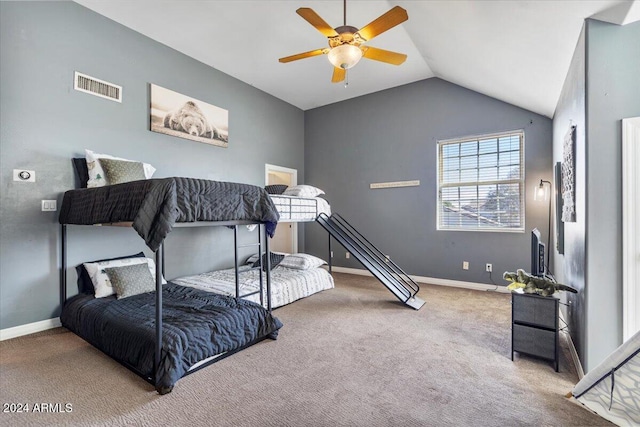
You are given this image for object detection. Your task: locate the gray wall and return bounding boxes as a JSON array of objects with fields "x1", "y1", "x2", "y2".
[
  {"x1": 304, "y1": 78, "x2": 553, "y2": 285},
  {"x1": 584, "y1": 19, "x2": 640, "y2": 370},
  {"x1": 552, "y1": 27, "x2": 587, "y2": 366},
  {"x1": 0, "y1": 1, "x2": 304, "y2": 329},
  {"x1": 553, "y1": 19, "x2": 640, "y2": 371}
]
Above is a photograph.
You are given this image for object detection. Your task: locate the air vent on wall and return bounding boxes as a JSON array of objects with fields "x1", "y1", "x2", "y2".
[{"x1": 74, "y1": 71, "x2": 122, "y2": 103}]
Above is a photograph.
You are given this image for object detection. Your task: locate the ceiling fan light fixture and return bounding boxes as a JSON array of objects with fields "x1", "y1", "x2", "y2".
[
  {"x1": 280, "y1": 4, "x2": 408, "y2": 83},
  {"x1": 327, "y1": 44, "x2": 362, "y2": 69}
]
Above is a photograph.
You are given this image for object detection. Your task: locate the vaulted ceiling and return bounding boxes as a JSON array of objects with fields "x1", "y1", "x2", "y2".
[{"x1": 75, "y1": 1, "x2": 639, "y2": 118}]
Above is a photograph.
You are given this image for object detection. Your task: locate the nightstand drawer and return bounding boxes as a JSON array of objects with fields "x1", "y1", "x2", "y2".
[
  {"x1": 512, "y1": 294, "x2": 558, "y2": 329},
  {"x1": 513, "y1": 324, "x2": 556, "y2": 360}
]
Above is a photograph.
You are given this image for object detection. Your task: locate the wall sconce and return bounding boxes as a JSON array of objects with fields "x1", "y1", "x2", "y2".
[{"x1": 535, "y1": 179, "x2": 552, "y2": 274}]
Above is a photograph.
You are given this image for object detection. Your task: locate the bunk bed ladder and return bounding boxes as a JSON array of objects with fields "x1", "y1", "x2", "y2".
[
  {"x1": 233, "y1": 225, "x2": 272, "y2": 311},
  {"x1": 316, "y1": 213, "x2": 425, "y2": 310}
]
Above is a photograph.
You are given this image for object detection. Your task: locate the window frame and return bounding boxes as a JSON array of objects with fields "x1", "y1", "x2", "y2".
[{"x1": 436, "y1": 130, "x2": 525, "y2": 233}]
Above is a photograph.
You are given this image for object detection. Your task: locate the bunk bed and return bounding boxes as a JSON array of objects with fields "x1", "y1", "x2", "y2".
[{"x1": 59, "y1": 176, "x2": 283, "y2": 394}]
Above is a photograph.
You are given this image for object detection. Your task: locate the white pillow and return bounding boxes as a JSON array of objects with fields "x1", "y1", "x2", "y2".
[
  {"x1": 282, "y1": 185, "x2": 325, "y2": 198},
  {"x1": 279, "y1": 253, "x2": 327, "y2": 270},
  {"x1": 85, "y1": 149, "x2": 156, "y2": 188},
  {"x1": 83, "y1": 257, "x2": 166, "y2": 298}
]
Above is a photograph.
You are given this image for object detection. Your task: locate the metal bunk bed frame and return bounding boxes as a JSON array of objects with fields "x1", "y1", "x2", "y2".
[
  {"x1": 270, "y1": 195, "x2": 321, "y2": 222},
  {"x1": 60, "y1": 220, "x2": 273, "y2": 395}
]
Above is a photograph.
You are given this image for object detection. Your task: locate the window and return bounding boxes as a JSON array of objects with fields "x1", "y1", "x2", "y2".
[{"x1": 437, "y1": 130, "x2": 524, "y2": 232}]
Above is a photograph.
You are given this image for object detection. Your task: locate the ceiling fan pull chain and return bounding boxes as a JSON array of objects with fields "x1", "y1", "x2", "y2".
[{"x1": 344, "y1": 69, "x2": 349, "y2": 88}]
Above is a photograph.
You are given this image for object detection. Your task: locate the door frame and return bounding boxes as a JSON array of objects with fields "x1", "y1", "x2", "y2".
[
  {"x1": 265, "y1": 164, "x2": 298, "y2": 254},
  {"x1": 623, "y1": 117, "x2": 640, "y2": 341}
]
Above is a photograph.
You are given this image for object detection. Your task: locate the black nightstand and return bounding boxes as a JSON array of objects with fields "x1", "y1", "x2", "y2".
[{"x1": 511, "y1": 292, "x2": 559, "y2": 371}]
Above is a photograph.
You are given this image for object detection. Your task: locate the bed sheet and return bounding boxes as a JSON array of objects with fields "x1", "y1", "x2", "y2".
[{"x1": 172, "y1": 265, "x2": 334, "y2": 308}]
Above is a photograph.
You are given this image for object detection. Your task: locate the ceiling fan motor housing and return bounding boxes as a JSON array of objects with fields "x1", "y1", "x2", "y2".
[{"x1": 329, "y1": 25, "x2": 364, "y2": 48}]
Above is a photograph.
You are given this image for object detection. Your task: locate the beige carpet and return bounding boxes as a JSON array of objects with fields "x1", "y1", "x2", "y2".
[{"x1": 0, "y1": 273, "x2": 610, "y2": 426}]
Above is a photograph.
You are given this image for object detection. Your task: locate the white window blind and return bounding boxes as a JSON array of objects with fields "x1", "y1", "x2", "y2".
[{"x1": 437, "y1": 131, "x2": 524, "y2": 232}]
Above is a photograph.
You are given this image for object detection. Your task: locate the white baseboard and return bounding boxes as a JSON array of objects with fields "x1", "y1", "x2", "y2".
[
  {"x1": 330, "y1": 266, "x2": 511, "y2": 294},
  {"x1": 559, "y1": 310, "x2": 585, "y2": 379},
  {"x1": 0, "y1": 318, "x2": 61, "y2": 341}
]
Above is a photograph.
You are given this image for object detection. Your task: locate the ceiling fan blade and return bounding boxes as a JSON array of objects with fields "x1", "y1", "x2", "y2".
[
  {"x1": 296, "y1": 8, "x2": 339, "y2": 38},
  {"x1": 356, "y1": 6, "x2": 408, "y2": 42},
  {"x1": 361, "y1": 46, "x2": 407, "y2": 65},
  {"x1": 279, "y1": 48, "x2": 328, "y2": 63},
  {"x1": 331, "y1": 67, "x2": 346, "y2": 83}
]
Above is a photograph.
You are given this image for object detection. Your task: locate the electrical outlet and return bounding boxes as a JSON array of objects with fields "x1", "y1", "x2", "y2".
[
  {"x1": 486, "y1": 263, "x2": 493, "y2": 272},
  {"x1": 41, "y1": 200, "x2": 57, "y2": 211},
  {"x1": 330, "y1": 251, "x2": 334, "y2": 258},
  {"x1": 346, "y1": 252, "x2": 350, "y2": 259},
  {"x1": 463, "y1": 261, "x2": 469, "y2": 270}
]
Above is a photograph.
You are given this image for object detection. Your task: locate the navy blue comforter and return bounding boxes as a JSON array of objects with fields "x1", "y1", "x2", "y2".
[
  {"x1": 59, "y1": 178, "x2": 280, "y2": 251},
  {"x1": 61, "y1": 283, "x2": 283, "y2": 390}
]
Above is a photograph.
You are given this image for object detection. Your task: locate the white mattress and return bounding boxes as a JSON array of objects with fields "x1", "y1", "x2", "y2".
[
  {"x1": 172, "y1": 265, "x2": 334, "y2": 309},
  {"x1": 269, "y1": 195, "x2": 331, "y2": 222}
]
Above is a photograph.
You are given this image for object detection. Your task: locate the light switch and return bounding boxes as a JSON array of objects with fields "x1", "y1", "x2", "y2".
[{"x1": 41, "y1": 200, "x2": 57, "y2": 211}]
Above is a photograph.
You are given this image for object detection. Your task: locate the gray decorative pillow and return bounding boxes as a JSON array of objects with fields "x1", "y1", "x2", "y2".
[
  {"x1": 98, "y1": 158, "x2": 146, "y2": 185},
  {"x1": 104, "y1": 263, "x2": 156, "y2": 299},
  {"x1": 245, "y1": 251, "x2": 288, "y2": 265},
  {"x1": 252, "y1": 252, "x2": 286, "y2": 271},
  {"x1": 265, "y1": 184, "x2": 288, "y2": 195}
]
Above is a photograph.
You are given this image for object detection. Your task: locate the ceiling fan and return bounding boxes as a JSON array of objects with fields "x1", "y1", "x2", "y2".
[{"x1": 279, "y1": 0, "x2": 409, "y2": 84}]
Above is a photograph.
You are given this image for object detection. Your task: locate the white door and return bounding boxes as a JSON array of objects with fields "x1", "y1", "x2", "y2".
[
  {"x1": 623, "y1": 117, "x2": 640, "y2": 341},
  {"x1": 265, "y1": 164, "x2": 297, "y2": 254}
]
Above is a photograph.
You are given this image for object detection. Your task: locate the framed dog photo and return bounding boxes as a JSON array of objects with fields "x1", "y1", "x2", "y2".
[{"x1": 150, "y1": 84, "x2": 228, "y2": 148}]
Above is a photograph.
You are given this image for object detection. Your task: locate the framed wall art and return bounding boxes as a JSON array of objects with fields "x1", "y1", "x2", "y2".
[
  {"x1": 150, "y1": 84, "x2": 228, "y2": 148},
  {"x1": 561, "y1": 125, "x2": 576, "y2": 222}
]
